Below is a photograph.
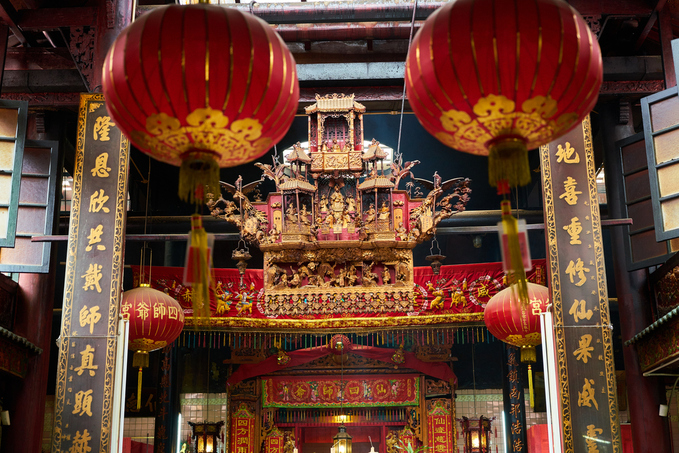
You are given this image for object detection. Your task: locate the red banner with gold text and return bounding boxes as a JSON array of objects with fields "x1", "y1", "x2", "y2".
[
  {"x1": 230, "y1": 403, "x2": 255, "y2": 453},
  {"x1": 262, "y1": 375, "x2": 419, "y2": 408}
]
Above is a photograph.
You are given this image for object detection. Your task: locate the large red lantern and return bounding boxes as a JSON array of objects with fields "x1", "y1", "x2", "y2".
[
  {"x1": 405, "y1": 0, "x2": 602, "y2": 188},
  {"x1": 121, "y1": 284, "x2": 185, "y2": 408},
  {"x1": 484, "y1": 282, "x2": 550, "y2": 406},
  {"x1": 102, "y1": 4, "x2": 299, "y2": 203}
]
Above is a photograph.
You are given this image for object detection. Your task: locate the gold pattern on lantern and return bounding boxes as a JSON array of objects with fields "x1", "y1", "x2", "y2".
[
  {"x1": 128, "y1": 338, "x2": 168, "y2": 351},
  {"x1": 436, "y1": 94, "x2": 579, "y2": 155},
  {"x1": 131, "y1": 108, "x2": 272, "y2": 167},
  {"x1": 505, "y1": 332, "x2": 541, "y2": 347}
]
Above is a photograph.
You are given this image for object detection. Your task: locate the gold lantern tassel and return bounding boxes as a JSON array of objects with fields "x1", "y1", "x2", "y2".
[
  {"x1": 184, "y1": 214, "x2": 213, "y2": 324},
  {"x1": 488, "y1": 138, "x2": 531, "y2": 188},
  {"x1": 501, "y1": 200, "x2": 528, "y2": 305},
  {"x1": 178, "y1": 150, "x2": 220, "y2": 204},
  {"x1": 528, "y1": 364, "x2": 534, "y2": 409},
  {"x1": 132, "y1": 351, "x2": 149, "y2": 410},
  {"x1": 521, "y1": 346, "x2": 537, "y2": 409}
]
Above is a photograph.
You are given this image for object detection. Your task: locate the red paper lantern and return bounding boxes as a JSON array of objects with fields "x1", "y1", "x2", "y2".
[
  {"x1": 121, "y1": 284, "x2": 185, "y2": 408},
  {"x1": 483, "y1": 282, "x2": 550, "y2": 360},
  {"x1": 102, "y1": 4, "x2": 299, "y2": 202},
  {"x1": 405, "y1": 0, "x2": 602, "y2": 188}
]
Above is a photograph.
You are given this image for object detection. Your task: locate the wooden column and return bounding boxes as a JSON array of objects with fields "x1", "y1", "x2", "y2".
[
  {"x1": 600, "y1": 102, "x2": 672, "y2": 453},
  {"x1": 540, "y1": 116, "x2": 621, "y2": 452},
  {"x1": 51, "y1": 94, "x2": 130, "y2": 453}
]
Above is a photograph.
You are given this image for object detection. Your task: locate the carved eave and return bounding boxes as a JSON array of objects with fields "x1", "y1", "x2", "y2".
[
  {"x1": 358, "y1": 177, "x2": 394, "y2": 190},
  {"x1": 305, "y1": 93, "x2": 367, "y2": 114},
  {"x1": 363, "y1": 140, "x2": 387, "y2": 161},
  {"x1": 279, "y1": 178, "x2": 316, "y2": 192},
  {"x1": 287, "y1": 145, "x2": 312, "y2": 164}
]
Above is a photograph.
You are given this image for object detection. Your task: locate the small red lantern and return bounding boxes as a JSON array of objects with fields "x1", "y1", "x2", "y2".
[
  {"x1": 103, "y1": 4, "x2": 299, "y2": 203},
  {"x1": 484, "y1": 282, "x2": 549, "y2": 406},
  {"x1": 405, "y1": 0, "x2": 602, "y2": 188},
  {"x1": 121, "y1": 284, "x2": 185, "y2": 408}
]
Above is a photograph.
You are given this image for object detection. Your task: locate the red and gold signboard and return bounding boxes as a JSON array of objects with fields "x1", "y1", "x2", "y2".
[
  {"x1": 262, "y1": 375, "x2": 419, "y2": 408},
  {"x1": 265, "y1": 427, "x2": 284, "y2": 453},
  {"x1": 230, "y1": 403, "x2": 255, "y2": 453},
  {"x1": 427, "y1": 399, "x2": 453, "y2": 453},
  {"x1": 52, "y1": 94, "x2": 130, "y2": 453},
  {"x1": 540, "y1": 116, "x2": 620, "y2": 452}
]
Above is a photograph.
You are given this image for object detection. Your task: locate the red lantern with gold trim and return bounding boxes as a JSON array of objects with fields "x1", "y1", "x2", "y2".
[
  {"x1": 102, "y1": 4, "x2": 299, "y2": 203},
  {"x1": 405, "y1": 0, "x2": 602, "y2": 189},
  {"x1": 484, "y1": 282, "x2": 550, "y2": 407},
  {"x1": 121, "y1": 284, "x2": 185, "y2": 409},
  {"x1": 405, "y1": 0, "x2": 601, "y2": 303}
]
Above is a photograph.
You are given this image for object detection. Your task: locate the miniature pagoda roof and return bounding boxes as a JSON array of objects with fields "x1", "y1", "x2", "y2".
[
  {"x1": 305, "y1": 93, "x2": 367, "y2": 114},
  {"x1": 279, "y1": 178, "x2": 316, "y2": 192},
  {"x1": 358, "y1": 176, "x2": 394, "y2": 190},
  {"x1": 362, "y1": 139, "x2": 388, "y2": 161},
  {"x1": 287, "y1": 143, "x2": 312, "y2": 163}
]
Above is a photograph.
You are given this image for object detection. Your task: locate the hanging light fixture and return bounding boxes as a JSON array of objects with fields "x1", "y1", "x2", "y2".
[
  {"x1": 331, "y1": 335, "x2": 352, "y2": 453},
  {"x1": 458, "y1": 340, "x2": 493, "y2": 453},
  {"x1": 189, "y1": 421, "x2": 225, "y2": 453},
  {"x1": 460, "y1": 416, "x2": 492, "y2": 453},
  {"x1": 425, "y1": 236, "x2": 446, "y2": 275},
  {"x1": 333, "y1": 425, "x2": 353, "y2": 453}
]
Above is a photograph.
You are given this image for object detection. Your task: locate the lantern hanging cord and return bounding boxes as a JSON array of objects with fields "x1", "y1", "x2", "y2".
[
  {"x1": 395, "y1": 0, "x2": 418, "y2": 163},
  {"x1": 472, "y1": 342, "x2": 477, "y2": 415},
  {"x1": 140, "y1": 156, "x2": 152, "y2": 285}
]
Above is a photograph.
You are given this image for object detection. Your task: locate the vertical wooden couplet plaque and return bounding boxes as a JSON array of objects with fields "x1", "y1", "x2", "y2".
[
  {"x1": 540, "y1": 116, "x2": 620, "y2": 452},
  {"x1": 502, "y1": 345, "x2": 527, "y2": 453},
  {"x1": 53, "y1": 93, "x2": 130, "y2": 453}
]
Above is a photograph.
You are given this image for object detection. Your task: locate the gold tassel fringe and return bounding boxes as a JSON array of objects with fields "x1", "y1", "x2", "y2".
[
  {"x1": 178, "y1": 150, "x2": 220, "y2": 204},
  {"x1": 132, "y1": 351, "x2": 149, "y2": 410},
  {"x1": 488, "y1": 138, "x2": 531, "y2": 188},
  {"x1": 186, "y1": 214, "x2": 212, "y2": 324},
  {"x1": 528, "y1": 363, "x2": 534, "y2": 409},
  {"x1": 501, "y1": 200, "x2": 529, "y2": 305}
]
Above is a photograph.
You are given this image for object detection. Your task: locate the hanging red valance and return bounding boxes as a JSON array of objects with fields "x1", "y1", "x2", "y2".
[
  {"x1": 225, "y1": 341, "x2": 457, "y2": 388},
  {"x1": 132, "y1": 260, "x2": 547, "y2": 329}
]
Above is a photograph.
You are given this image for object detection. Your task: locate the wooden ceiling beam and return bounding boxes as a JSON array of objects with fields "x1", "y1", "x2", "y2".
[
  {"x1": 0, "y1": 0, "x2": 30, "y2": 46},
  {"x1": 4, "y1": 48, "x2": 74, "y2": 71},
  {"x1": 634, "y1": 0, "x2": 668, "y2": 51},
  {"x1": 16, "y1": 7, "x2": 96, "y2": 30},
  {"x1": 566, "y1": 0, "x2": 653, "y2": 16}
]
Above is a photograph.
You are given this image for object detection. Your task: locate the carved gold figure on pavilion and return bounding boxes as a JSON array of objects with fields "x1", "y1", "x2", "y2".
[{"x1": 208, "y1": 94, "x2": 471, "y2": 318}]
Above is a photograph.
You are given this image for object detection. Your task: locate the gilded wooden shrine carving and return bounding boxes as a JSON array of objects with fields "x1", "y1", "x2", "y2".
[{"x1": 209, "y1": 94, "x2": 471, "y2": 318}]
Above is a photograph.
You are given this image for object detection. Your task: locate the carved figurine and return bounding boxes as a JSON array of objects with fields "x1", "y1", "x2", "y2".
[
  {"x1": 396, "y1": 222, "x2": 408, "y2": 241},
  {"x1": 362, "y1": 261, "x2": 378, "y2": 287},
  {"x1": 378, "y1": 201, "x2": 390, "y2": 220},
  {"x1": 346, "y1": 264, "x2": 359, "y2": 287},
  {"x1": 382, "y1": 267, "x2": 391, "y2": 285},
  {"x1": 330, "y1": 186, "x2": 345, "y2": 222},
  {"x1": 319, "y1": 194, "x2": 329, "y2": 213},
  {"x1": 267, "y1": 225, "x2": 280, "y2": 243},
  {"x1": 364, "y1": 203, "x2": 376, "y2": 224},
  {"x1": 346, "y1": 194, "x2": 356, "y2": 213},
  {"x1": 299, "y1": 204, "x2": 311, "y2": 225},
  {"x1": 286, "y1": 202, "x2": 298, "y2": 223}
]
